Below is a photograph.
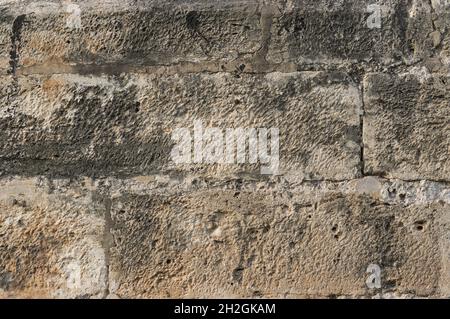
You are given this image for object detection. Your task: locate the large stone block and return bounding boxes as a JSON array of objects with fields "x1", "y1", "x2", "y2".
[
  {"x1": 363, "y1": 72, "x2": 450, "y2": 180},
  {"x1": 108, "y1": 181, "x2": 448, "y2": 298},
  {"x1": 0, "y1": 0, "x2": 264, "y2": 73},
  {"x1": 267, "y1": 0, "x2": 438, "y2": 67},
  {"x1": 0, "y1": 177, "x2": 107, "y2": 298},
  {"x1": 0, "y1": 72, "x2": 362, "y2": 179}
]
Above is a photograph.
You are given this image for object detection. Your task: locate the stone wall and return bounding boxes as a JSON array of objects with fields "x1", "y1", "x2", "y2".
[{"x1": 0, "y1": 0, "x2": 449, "y2": 298}]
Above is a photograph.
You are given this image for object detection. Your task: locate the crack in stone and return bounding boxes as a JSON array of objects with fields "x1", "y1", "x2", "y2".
[
  {"x1": 359, "y1": 81, "x2": 366, "y2": 177},
  {"x1": 101, "y1": 196, "x2": 114, "y2": 298}
]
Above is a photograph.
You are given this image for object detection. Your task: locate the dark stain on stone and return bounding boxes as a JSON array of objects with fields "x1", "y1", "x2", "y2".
[
  {"x1": 8, "y1": 14, "x2": 26, "y2": 76},
  {"x1": 232, "y1": 267, "x2": 244, "y2": 283},
  {"x1": 186, "y1": 11, "x2": 200, "y2": 30}
]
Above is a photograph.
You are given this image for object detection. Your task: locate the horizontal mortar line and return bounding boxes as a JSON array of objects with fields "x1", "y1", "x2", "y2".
[
  {"x1": 2, "y1": 59, "x2": 440, "y2": 77},
  {"x1": 2, "y1": 177, "x2": 449, "y2": 209},
  {"x1": 360, "y1": 172, "x2": 450, "y2": 184},
  {"x1": 12, "y1": 64, "x2": 306, "y2": 76},
  {"x1": 0, "y1": 174, "x2": 449, "y2": 185},
  {"x1": 3, "y1": 59, "x2": 428, "y2": 76}
]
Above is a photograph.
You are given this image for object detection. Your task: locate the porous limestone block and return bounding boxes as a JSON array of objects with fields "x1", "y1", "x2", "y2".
[{"x1": 363, "y1": 72, "x2": 450, "y2": 180}]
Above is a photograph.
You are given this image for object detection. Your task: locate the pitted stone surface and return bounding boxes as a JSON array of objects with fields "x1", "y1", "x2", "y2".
[
  {"x1": 363, "y1": 72, "x2": 450, "y2": 180},
  {"x1": 0, "y1": 0, "x2": 449, "y2": 299},
  {"x1": 0, "y1": 178, "x2": 107, "y2": 298},
  {"x1": 0, "y1": 72, "x2": 361, "y2": 180},
  {"x1": 108, "y1": 188, "x2": 445, "y2": 298}
]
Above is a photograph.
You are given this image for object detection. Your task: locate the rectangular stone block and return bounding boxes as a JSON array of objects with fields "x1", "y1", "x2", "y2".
[
  {"x1": 0, "y1": 72, "x2": 362, "y2": 180},
  {"x1": 267, "y1": 0, "x2": 437, "y2": 67},
  {"x1": 1, "y1": 0, "x2": 264, "y2": 73},
  {"x1": 0, "y1": 177, "x2": 107, "y2": 298},
  {"x1": 108, "y1": 180, "x2": 448, "y2": 298},
  {"x1": 363, "y1": 72, "x2": 450, "y2": 180}
]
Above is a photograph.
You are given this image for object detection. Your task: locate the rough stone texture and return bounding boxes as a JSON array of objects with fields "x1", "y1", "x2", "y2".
[
  {"x1": 363, "y1": 72, "x2": 450, "y2": 180},
  {"x1": 0, "y1": 0, "x2": 449, "y2": 299},
  {"x1": 432, "y1": 0, "x2": 450, "y2": 70},
  {"x1": 0, "y1": 72, "x2": 361, "y2": 180},
  {"x1": 1, "y1": 0, "x2": 265, "y2": 74},
  {"x1": 1, "y1": 176, "x2": 448, "y2": 298},
  {"x1": 0, "y1": 16, "x2": 11, "y2": 74},
  {"x1": 108, "y1": 183, "x2": 446, "y2": 298},
  {"x1": 0, "y1": 0, "x2": 448, "y2": 74},
  {"x1": 0, "y1": 178, "x2": 107, "y2": 298},
  {"x1": 269, "y1": 0, "x2": 426, "y2": 65}
]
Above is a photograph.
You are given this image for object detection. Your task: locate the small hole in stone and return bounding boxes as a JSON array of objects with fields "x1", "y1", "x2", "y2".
[
  {"x1": 414, "y1": 220, "x2": 426, "y2": 231},
  {"x1": 166, "y1": 259, "x2": 171, "y2": 264}
]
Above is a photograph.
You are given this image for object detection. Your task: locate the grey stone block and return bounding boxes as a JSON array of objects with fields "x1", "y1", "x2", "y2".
[
  {"x1": 0, "y1": 72, "x2": 362, "y2": 180},
  {"x1": 363, "y1": 72, "x2": 450, "y2": 180}
]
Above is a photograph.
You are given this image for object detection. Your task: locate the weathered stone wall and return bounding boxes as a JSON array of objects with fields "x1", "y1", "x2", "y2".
[{"x1": 0, "y1": 0, "x2": 449, "y2": 298}]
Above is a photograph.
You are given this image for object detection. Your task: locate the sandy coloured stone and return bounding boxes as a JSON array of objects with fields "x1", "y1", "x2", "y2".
[
  {"x1": 0, "y1": 72, "x2": 361, "y2": 180},
  {"x1": 0, "y1": 0, "x2": 443, "y2": 74},
  {"x1": 108, "y1": 183, "x2": 447, "y2": 298},
  {"x1": 0, "y1": 0, "x2": 448, "y2": 300},
  {"x1": 0, "y1": 0, "x2": 264, "y2": 73},
  {"x1": 363, "y1": 72, "x2": 450, "y2": 180},
  {"x1": 0, "y1": 178, "x2": 107, "y2": 298}
]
